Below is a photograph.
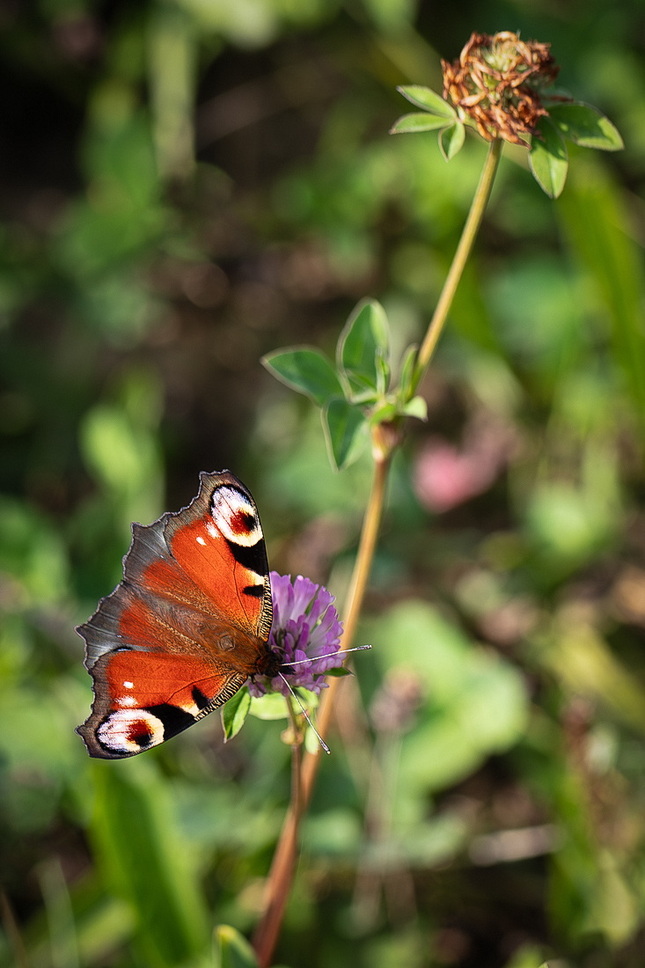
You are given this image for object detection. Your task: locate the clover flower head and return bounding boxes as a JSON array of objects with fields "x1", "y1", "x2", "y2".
[
  {"x1": 249, "y1": 572, "x2": 344, "y2": 698},
  {"x1": 442, "y1": 31, "x2": 559, "y2": 145}
]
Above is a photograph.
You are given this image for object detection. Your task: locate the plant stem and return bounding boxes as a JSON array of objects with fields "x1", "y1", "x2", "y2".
[
  {"x1": 252, "y1": 451, "x2": 391, "y2": 968},
  {"x1": 286, "y1": 697, "x2": 304, "y2": 822},
  {"x1": 253, "y1": 137, "x2": 503, "y2": 968},
  {"x1": 416, "y1": 138, "x2": 502, "y2": 378}
]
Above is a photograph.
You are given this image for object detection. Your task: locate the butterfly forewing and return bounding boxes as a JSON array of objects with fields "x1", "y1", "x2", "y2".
[
  {"x1": 164, "y1": 471, "x2": 272, "y2": 641},
  {"x1": 76, "y1": 471, "x2": 274, "y2": 759}
]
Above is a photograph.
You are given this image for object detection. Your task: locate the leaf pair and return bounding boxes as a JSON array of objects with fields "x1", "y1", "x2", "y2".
[
  {"x1": 391, "y1": 85, "x2": 623, "y2": 199},
  {"x1": 529, "y1": 100, "x2": 624, "y2": 198},
  {"x1": 263, "y1": 299, "x2": 427, "y2": 469},
  {"x1": 391, "y1": 85, "x2": 465, "y2": 161}
]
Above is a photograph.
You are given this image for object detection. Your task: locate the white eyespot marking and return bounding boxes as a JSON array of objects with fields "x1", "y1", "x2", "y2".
[
  {"x1": 211, "y1": 485, "x2": 262, "y2": 547},
  {"x1": 123, "y1": 681, "x2": 134, "y2": 689},
  {"x1": 97, "y1": 709, "x2": 165, "y2": 754},
  {"x1": 116, "y1": 696, "x2": 138, "y2": 708},
  {"x1": 206, "y1": 521, "x2": 218, "y2": 540},
  {"x1": 196, "y1": 535, "x2": 206, "y2": 546}
]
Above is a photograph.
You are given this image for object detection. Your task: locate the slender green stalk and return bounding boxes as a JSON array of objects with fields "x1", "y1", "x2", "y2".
[
  {"x1": 252, "y1": 138, "x2": 504, "y2": 968},
  {"x1": 415, "y1": 138, "x2": 502, "y2": 379}
]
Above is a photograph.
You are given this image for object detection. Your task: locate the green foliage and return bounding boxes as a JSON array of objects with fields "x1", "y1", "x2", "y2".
[
  {"x1": 529, "y1": 116, "x2": 569, "y2": 199},
  {"x1": 264, "y1": 298, "x2": 426, "y2": 469},
  {"x1": 262, "y1": 348, "x2": 344, "y2": 407},
  {"x1": 367, "y1": 601, "x2": 528, "y2": 797},
  {"x1": 214, "y1": 926, "x2": 259, "y2": 968},
  {"x1": 336, "y1": 299, "x2": 389, "y2": 397},
  {"x1": 546, "y1": 102, "x2": 624, "y2": 150},
  {"x1": 557, "y1": 159, "x2": 645, "y2": 429},
  {"x1": 90, "y1": 762, "x2": 211, "y2": 967},
  {"x1": 530, "y1": 101, "x2": 623, "y2": 197},
  {"x1": 392, "y1": 84, "x2": 622, "y2": 198},
  {"x1": 221, "y1": 686, "x2": 252, "y2": 741},
  {"x1": 391, "y1": 85, "x2": 464, "y2": 158},
  {"x1": 324, "y1": 396, "x2": 368, "y2": 468}
]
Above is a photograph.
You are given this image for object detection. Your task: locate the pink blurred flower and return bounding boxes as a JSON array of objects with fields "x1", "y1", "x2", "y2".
[{"x1": 414, "y1": 425, "x2": 512, "y2": 512}]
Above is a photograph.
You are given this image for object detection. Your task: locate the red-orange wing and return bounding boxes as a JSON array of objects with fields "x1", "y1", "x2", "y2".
[
  {"x1": 76, "y1": 471, "x2": 273, "y2": 759},
  {"x1": 164, "y1": 471, "x2": 272, "y2": 641}
]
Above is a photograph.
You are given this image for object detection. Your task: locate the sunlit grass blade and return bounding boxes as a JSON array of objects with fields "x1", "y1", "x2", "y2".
[
  {"x1": 214, "y1": 924, "x2": 259, "y2": 968},
  {"x1": 558, "y1": 159, "x2": 645, "y2": 438},
  {"x1": 90, "y1": 761, "x2": 210, "y2": 968},
  {"x1": 39, "y1": 858, "x2": 80, "y2": 968}
]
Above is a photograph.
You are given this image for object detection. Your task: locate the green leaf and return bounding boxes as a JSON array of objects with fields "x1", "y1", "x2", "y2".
[
  {"x1": 294, "y1": 686, "x2": 319, "y2": 708},
  {"x1": 529, "y1": 117, "x2": 569, "y2": 198},
  {"x1": 325, "y1": 666, "x2": 352, "y2": 678},
  {"x1": 366, "y1": 601, "x2": 528, "y2": 796},
  {"x1": 398, "y1": 344, "x2": 419, "y2": 400},
  {"x1": 323, "y1": 398, "x2": 368, "y2": 470},
  {"x1": 439, "y1": 121, "x2": 466, "y2": 160},
  {"x1": 397, "y1": 85, "x2": 456, "y2": 119},
  {"x1": 220, "y1": 686, "x2": 251, "y2": 741},
  {"x1": 249, "y1": 692, "x2": 289, "y2": 720},
  {"x1": 557, "y1": 161, "x2": 645, "y2": 438},
  {"x1": 390, "y1": 113, "x2": 454, "y2": 135},
  {"x1": 91, "y1": 763, "x2": 210, "y2": 968},
  {"x1": 81, "y1": 405, "x2": 159, "y2": 501},
  {"x1": 337, "y1": 298, "x2": 389, "y2": 395},
  {"x1": 214, "y1": 925, "x2": 259, "y2": 968},
  {"x1": 369, "y1": 400, "x2": 398, "y2": 423},
  {"x1": 547, "y1": 101, "x2": 624, "y2": 151},
  {"x1": 375, "y1": 353, "x2": 390, "y2": 395},
  {"x1": 262, "y1": 348, "x2": 343, "y2": 406},
  {"x1": 400, "y1": 395, "x2": 428, "y2": 420}
]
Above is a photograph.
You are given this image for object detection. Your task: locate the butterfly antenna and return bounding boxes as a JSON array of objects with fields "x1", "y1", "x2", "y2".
[
  {"x1": 282, "y1": 644, "x2": 372, "y2": 668},
  {"x1": 278, "y1": 673, "x2": 331, "y2": 755}
]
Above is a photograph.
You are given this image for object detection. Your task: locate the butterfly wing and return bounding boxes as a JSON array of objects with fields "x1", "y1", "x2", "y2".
[{"x1": 77, "y1": 471, "x2": 274, "y2": 759}]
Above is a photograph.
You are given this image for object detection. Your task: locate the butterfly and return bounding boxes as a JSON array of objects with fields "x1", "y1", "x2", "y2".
[{"x1": 77, "y1": 471, "x2": 282, "y2": 759}]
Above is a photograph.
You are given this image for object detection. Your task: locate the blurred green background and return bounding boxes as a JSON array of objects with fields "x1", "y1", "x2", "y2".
[{"x1": 2, "y1": 1, "x2": 645, "y2": 966}]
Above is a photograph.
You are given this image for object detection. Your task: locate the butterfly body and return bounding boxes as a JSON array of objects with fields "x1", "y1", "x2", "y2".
[{"x1": 77, "y1": 471, "x2": 280, "y2": 759}]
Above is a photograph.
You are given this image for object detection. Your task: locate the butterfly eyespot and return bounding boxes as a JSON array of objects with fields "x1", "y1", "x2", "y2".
[
  {"x1": 211, "y1": 486, "x2": 262, "y2": 547},
  {"x1": 97, "y1": 709, "x2": 165, "y2": 754}
]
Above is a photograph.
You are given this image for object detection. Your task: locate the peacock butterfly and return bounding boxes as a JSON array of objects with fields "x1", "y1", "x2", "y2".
[{"x1": 76, "y1": 470, "x2": 282, "y2": 759}]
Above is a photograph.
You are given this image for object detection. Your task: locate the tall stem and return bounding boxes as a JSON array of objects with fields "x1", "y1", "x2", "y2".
[
  {"x1": 252, "y1": 452, "x2": 391, "y2": 968},
  {"x1": 416, "y1": 138, "x2": 502, "y2": 378},
  {"x1": 253, "y1": 138, "x2": 503, "y2": 968}
]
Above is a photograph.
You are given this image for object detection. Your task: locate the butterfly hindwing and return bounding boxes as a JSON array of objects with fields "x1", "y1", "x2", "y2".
[
  {"x1": 76, "y1": 471, "x2": 275, "y2": 759},
  {"x1": 77, "y1": 650, "x2": 247, "y2": 759}
]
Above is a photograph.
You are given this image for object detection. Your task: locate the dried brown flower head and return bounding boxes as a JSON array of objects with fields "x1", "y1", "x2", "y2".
[{"x1": 442, "y1": 31, "x2": 559, "y2": 145}]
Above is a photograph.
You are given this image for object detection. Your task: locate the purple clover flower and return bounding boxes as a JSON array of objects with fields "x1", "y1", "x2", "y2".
[{"x1": 249, "y1": 572, "x2": 345, "y2": 698}]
